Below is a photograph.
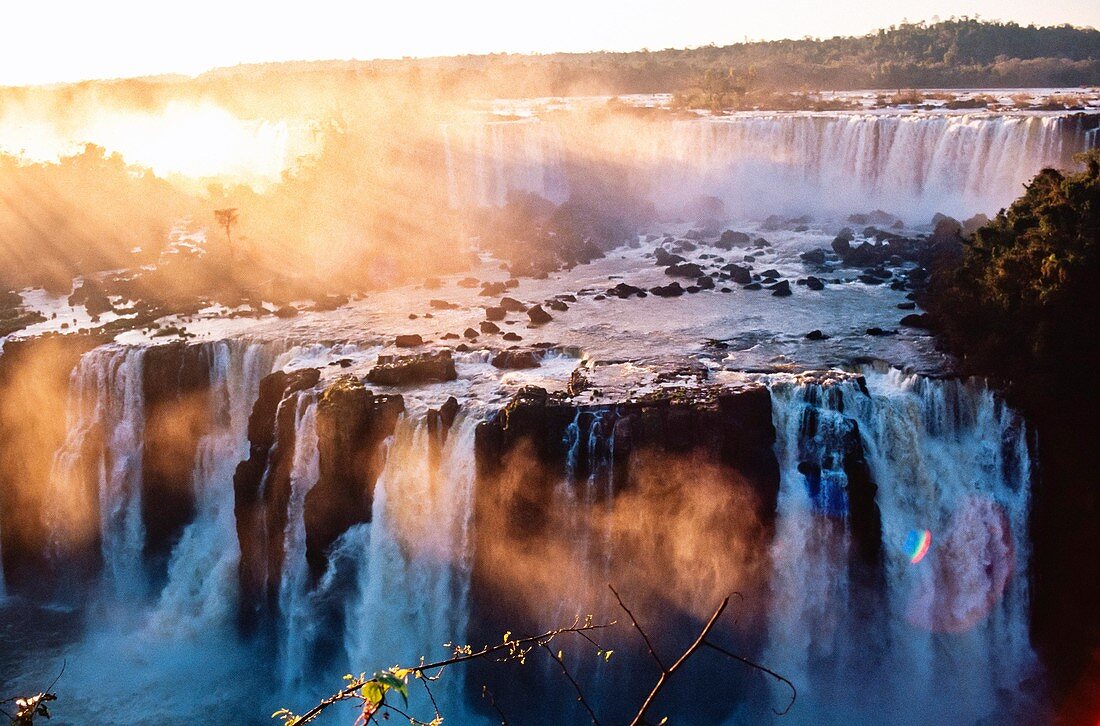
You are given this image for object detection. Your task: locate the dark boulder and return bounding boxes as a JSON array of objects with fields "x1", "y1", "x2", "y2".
[
  {"x1": 722, "y1": 264, "x2": 752, "y2": 284},
  {"x1": 805, "y1": 330, "x2": 830, "y2": 340},
  {"x1": 492, "y1": 350, "x2": 543, "y2": 369},
  {"x1": 367, "y1": 350, "x2": 457, "y2": 385},
  {"x1": 800, "y1": 249, "x2": 827, "y2": 265},
  {"x1": 665, "y1": 262, "x2": 705, "y2": 278},
  {"x1": 900, "y1": 313, "x2": 930, "y2": 329},
  {"x1": 499, "y1": 296, "x2": 526, "y2": 312},
  {"x1": 485, "y1": 307, "x2": 506, "y2": 321},
  {"x1": 607, "y1": 282, "x2": 647, "y2": 299},
  {"x1": 769, "y1": 280, "x2": 792, "y2": 297},
  {"x1": 527, "y1": 305, "x2": 553, "y2": 324},
  {"x1": 716, "y1": 230, "x2": 751, "y2": 249},
  {"x1": 479, "y1": 321, "x2": 501, "y2": 334},
  {"x1": 650, "y1": 282, "x2": 684, "y2": 297},
  {"x1": 394, "y1": 334, "x2": 423, "y2": 347},
  {"x1": 654, "y1": 248, "x2": 686, "y2": 266},
  {"x1": 430, "y1": 299, "x2": 459, "y2": 310}
]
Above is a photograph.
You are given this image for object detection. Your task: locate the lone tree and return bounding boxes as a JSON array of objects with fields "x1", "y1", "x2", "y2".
[{"x1": 214, "y1": 208, "x2": 239, "y2": 260}]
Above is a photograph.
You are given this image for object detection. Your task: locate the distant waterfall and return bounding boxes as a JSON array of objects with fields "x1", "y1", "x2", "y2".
[
  {"x1": 443, "y1": 113, "x2": 1093, "y2": 219},
  {"x1": 763, "y1": 368, "x2": 1037, "y2": 724}
]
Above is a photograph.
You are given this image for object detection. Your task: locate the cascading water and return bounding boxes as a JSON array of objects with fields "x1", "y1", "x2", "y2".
[
  {"x1": 148, "y1": 341, "x2": 276, "y2": 634},
  {"x1": 443, "y1": 113, "x2": 1092, "y2": 218},
  {"x1": 341, "y1": 415, "x2": 479, "y2": 719},
  {"x1": 761, "y1": 367, "x2": 1038, "y2": 724},
  {"x1": 49, "y1": 346, "x2": 147, "y2": 600},
  {"x1": 278, "y1": 393, "x2": 322, "y2": 689}
]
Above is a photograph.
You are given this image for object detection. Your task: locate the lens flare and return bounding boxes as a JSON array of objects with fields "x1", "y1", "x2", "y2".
[{"x1": 903, "y1": 528, "x2": 932, "y2": 564}]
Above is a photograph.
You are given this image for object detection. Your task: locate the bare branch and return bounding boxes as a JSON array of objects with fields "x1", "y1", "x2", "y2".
[
  {"x1": 629, "y1": 595, "x2": 730, "y2": 726},
  {"x1": 608, "y1": 584, "x2": 665, "y2": 671},
  {"x1": 702, "y1": 640, "x2": 797, "y2": 716},
  {"x1": 541, "y1": 643, "x2": 602, "y2": 726},
  {"x1": 480, "y1": 685, "x2": 509, "y2": 726},
  {"x1": 292, "y1": 620, "x2": 612, "y2": 723}
]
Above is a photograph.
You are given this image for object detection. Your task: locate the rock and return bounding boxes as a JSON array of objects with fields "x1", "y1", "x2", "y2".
[
  {"x1": 275, "y1": 305, "x2": 298, "y2": 318},
  {"x1": 805, "y1": 330, "x2": 830, "y2": 340},
  {"x1": 665, "y1": 262, "x2": 705, "y2": 278},
  {"x1": 441, "y1": 332, "x2": 459, "y2": 339},
  {"x1": 650, "y1": 282, "x2": 684, "y2": 297},
  {"x1": 367, "y1": 350, "x2": 457, "y2": 385},
  {"x1": 858, "y1": 275, "x2": 885, "y2": 285},
  {"x1": 527, "y1": 305, "x2": 553, "y2": 324},
  {"x1": 654, "y1": 248, "x2": 686, "y2": 266},
  {"x1": 463, "y1": 328, "x2": 479, "y2": 339},
  {"x1": 304, "y1": 378, "x2": 403, "y2": 579},
  {"x1": 499, "y1": 297, "x2": 526, "y2": 312},
  {"x1": 492, "y1": 350, "x2": 543, "y2": 369},
  {"x1": 479, "y1": 321, "x2": 501, "y2": 334},
  {"x1": 430, "y1": 299, "x2": 459, "y2": 310},
  {"x1": 800, "y1": 249, "x2": 827, "y2": 265},
  {"x1": 743, "y1": 282, "x2": 762, "y2": 291},
  {"x1": 760, "y1": 269, "x2": 780, "y2": 279},
  {"x1": 897, "y1": 302, "x2": 916, "y2": 310},
  {"x1": 721, "y1": 264, "x2": 752, "y2": 284},
  {"x1": 312, "y1": 294, "x2": 348, "y2": 312},
  {"x1": 503, "y1": 332, "x2": 522, "y2": 341},
  {"x1": 558, "y1": 294, "x2": 577, "y2": 303},
  {"x1": 769, "y1": 280, "x2": 792, "y2": 297},
  {"x1": 696, "y1": 276, "x2": 715, "y2": 290},
  {"x1": 485, "y1": 307, "x2": 506, "y2": 321},
  {"x1": 607, "y1": 282, "x2": 647, "y2": 299},
  {"x1": 480, "y1": 281, "x2": 508, "y2": 297},
  {"x1": 805, "y1": 276, "x2": 825, "y2": 290},
  {"x1": 408, "y1": 313, "x2": 418, "y2": 320},
  {"x1": 962, "y1": 213, "x2": 990, "y2": 237},
  {"x1": 546, "y1": 299, "x2": 569, "y2": 311},
  {"x1": 865, "y1": 327, "x2": 895, "y2": 336},
  {"x1": 395, "y1": 334, "x2": 423, "y2": 347},
  {"x1": 69, "y1": 280, "x2": 113, "y2": 315},
  {"x1": 457, "y1": 277, "x2": 479, "y2": 288},
  {"x1": 900, "y1": 313, "x2": 930, "y2": 328},
  {"x1": 427, "y1": 396, "x2": 460, "y2": 440},
  {"x1": 716, "y1": 230, "x2": 751, "y2": 249}
]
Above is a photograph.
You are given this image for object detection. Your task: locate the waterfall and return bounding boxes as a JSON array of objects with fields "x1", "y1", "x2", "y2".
[
  {"x1": 341, "y1": 415, "x2": 479, "y2": 718},
  {"x1": 278, "y1": 393, "x2": 321, "y2": 688},
  {"x1": 762, "y1": 368, "x2": 1037, "y2": 724},
  {"x1": 48, "y1": 346, "x2": 147, "y2": 600},
  {"x1": 443, "y1": 113, "x2": 1091, "y2": 218},
  {"x1": 147, "y1": 341, "x2": 276, "y2": 634}
]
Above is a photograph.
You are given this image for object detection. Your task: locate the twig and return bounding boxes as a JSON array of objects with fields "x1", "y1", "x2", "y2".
[
  {"x1": 703, "y1": 641, "x2": 797, "y2": 716},
  {"x1": 624, "y1": 595, "x2": 730, "y2": 726},
  {"x1": 293, "y1": 620, "x2": 612, "y2": 723},
  {"x1": 481, "y1": 685, "x2": 508, "y2": 726},
  {"x1": 608, "y1": 584, "x2": 665, "y2": 671},
  {"x1": 541, "y1": 643, "x2": 601, "y2": 726}
]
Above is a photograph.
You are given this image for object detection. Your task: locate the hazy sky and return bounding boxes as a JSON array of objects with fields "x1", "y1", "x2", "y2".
[{"x1": 3, "y1": 0, "x2": 1099, "y2": 86}]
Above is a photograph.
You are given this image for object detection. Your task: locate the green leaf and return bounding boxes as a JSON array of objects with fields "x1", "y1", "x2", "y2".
[{"x1": 361, "y1": 680, "x2": 384, "y2": 705}]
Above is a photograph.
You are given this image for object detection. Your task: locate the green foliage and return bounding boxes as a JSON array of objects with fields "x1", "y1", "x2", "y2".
[{"x1": 928, "y1": 148, "x2": 1100, "y2": 409}]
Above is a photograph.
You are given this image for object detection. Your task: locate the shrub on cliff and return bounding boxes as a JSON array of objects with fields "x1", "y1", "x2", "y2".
[{"x1": 928, "y1": 149, "x2": 1100, "y2": 408}]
